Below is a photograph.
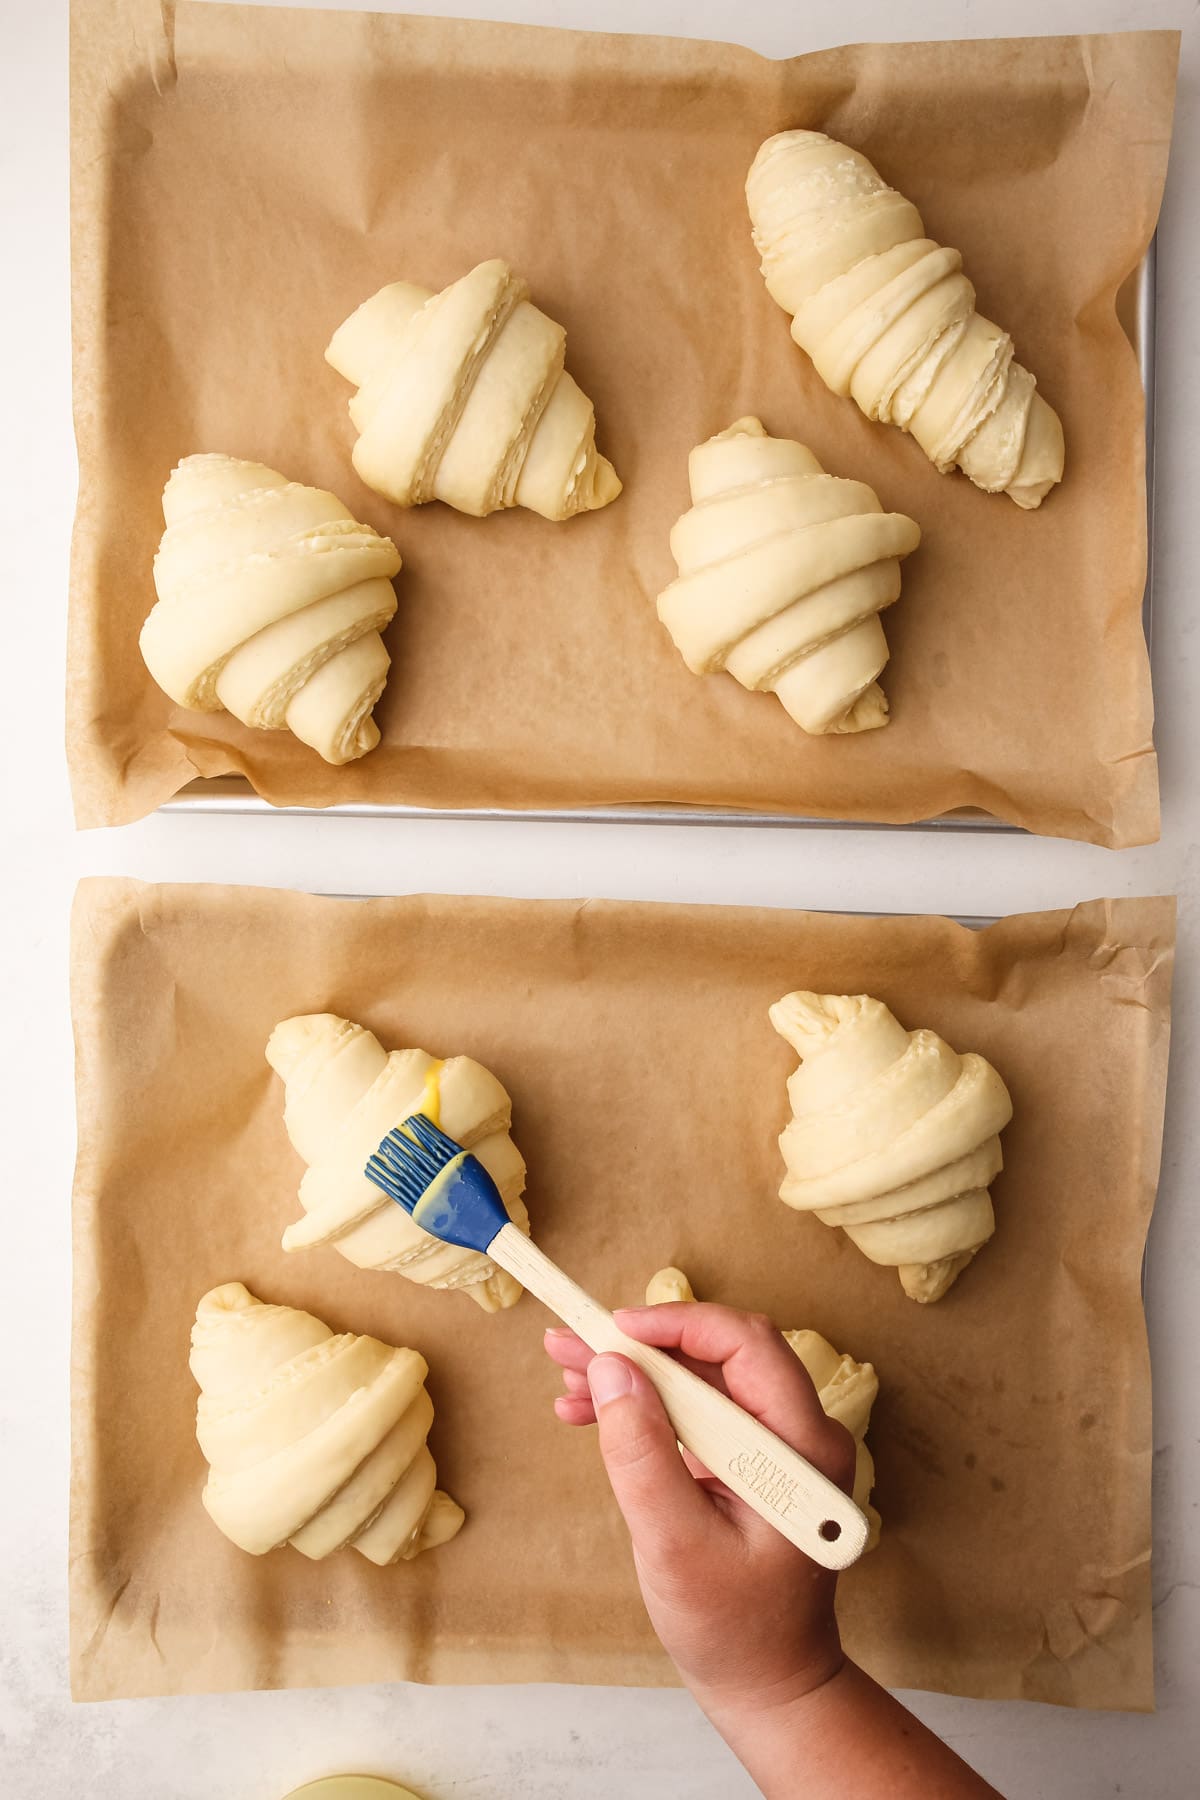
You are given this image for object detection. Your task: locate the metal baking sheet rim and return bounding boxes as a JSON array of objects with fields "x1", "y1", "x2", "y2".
[{"x1": 163, "y1": 245, "x2": 1158, "y2": 832}]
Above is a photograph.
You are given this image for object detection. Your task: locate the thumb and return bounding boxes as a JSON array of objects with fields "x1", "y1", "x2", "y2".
[{"x1": 588, "y1": 1354, "x2": 714, "y2": 1564}]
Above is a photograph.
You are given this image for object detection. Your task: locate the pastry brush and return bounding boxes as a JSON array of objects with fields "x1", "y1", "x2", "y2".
[{"x1": 365, "y1": 1116, "x2": 868, "y2": 1571}]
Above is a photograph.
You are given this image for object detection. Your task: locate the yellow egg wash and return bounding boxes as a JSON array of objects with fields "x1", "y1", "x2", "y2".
[
  {"x1": 418, "y1": 1057, "x2": 444, "y2": 1126},
  {"x1": 395, "y1": 1057, "x2": 444, "y2": 1146}
]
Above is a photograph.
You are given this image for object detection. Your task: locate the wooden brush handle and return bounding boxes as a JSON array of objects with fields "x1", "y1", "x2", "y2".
[{"x1": 489, "y1": 1224, "x2": 868, "y2": 1571}]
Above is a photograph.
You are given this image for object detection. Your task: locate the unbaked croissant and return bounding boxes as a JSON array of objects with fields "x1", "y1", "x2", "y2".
[
  {"x1": 326, "y1": 259, "x2": 621, "y2": 520},
  {"x1": 770, "y1": 993, "x2": 1013, "y2": 1303},
  {"x1": 644, "y1": 1267, "x2": 881, "y2": 1547},
  {"x1": 140, "y1": 455, "x2": 401, "y2": 763},
  {"x1": 657, "y1": 416, "x2": 920, "y2": 734},
  {"x1": 746, "y1": 132, "x2": 1064, "y2": 509},
  {"x1": 189, "y1": 1281, "x2": 463, "y2": 1563},
  {"x1": 267, "y1": 1013, "x2": 529, "y2": 1311}
]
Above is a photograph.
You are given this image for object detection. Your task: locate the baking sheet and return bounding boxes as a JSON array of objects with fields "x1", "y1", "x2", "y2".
[
  {"x1": 70, "y1": 880, "x2": 1174, "y2": 1708},
  {"x1": 67, "y1": 4, "x2": 1178, "y2": 846},
  {"x1": 161, "y1": 245, "x2": 1158, "y2": 833}
]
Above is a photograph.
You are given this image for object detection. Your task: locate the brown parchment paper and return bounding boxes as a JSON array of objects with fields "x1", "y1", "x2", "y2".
[
  {"x1": 70, "y1": 878, "x2": 1174, "y2": 1708},
  {"x1": 66, "y1": 3, "x2": 1177, "y2": 846}
]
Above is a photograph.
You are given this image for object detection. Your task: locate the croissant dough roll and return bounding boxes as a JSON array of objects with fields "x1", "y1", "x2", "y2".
[
  {"x1": 747, "y1": 132, "x2": 1064, "y2": 509},
  {"x1": 140, "y1": 455, "x2": 401, "y2": 763},
  {"x1": 643, "y1": 1265, "x2": 695, "y2": 1305},
  {"x1": 658, "y1": 417, "x2": 920, "y2": 734},
  {"x1": 770, "y1": 993, "x2": 1013, "y2": 1303},
  {"x1": 326, "y1": 260, "x2": 621, "y2": 521},
  {"x1": 267, "y1": 1013, "x2": 530, "y2": 1312},
  {"x1": 644, "y1": 1267, "x2": 881, "y2": 1548},
  {"x1": 189, "y1": 1282, "x2": 463, "y2": 1563}
]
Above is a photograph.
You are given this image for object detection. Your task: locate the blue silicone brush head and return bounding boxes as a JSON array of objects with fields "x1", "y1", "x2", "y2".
[{"x1": 364, "y1": 1114, "x2": 510, "y2": 1254}]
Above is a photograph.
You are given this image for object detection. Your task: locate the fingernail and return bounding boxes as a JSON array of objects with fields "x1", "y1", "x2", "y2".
[
  {"x1": 588, "y1": 1355, "x2": 634, "y2": 1408},
  {"x1": 544, "y1": 1327, "x2": 571, "y2": 1338}
]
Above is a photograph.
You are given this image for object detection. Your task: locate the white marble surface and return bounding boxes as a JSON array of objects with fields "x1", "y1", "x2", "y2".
[{"x1": 3, "y1": 0, "x2": 1198, "y2": 1793}]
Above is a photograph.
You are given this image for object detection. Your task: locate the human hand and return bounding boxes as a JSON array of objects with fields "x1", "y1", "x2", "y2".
[{"x1": 544, "y1": 1303, "x2": 856, "y2": 1720}]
